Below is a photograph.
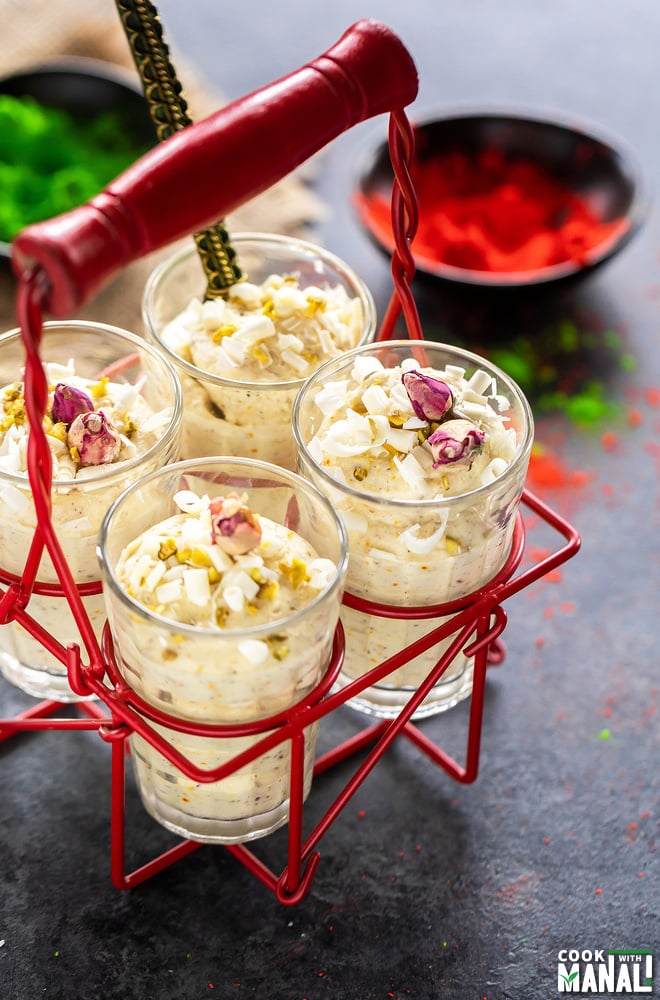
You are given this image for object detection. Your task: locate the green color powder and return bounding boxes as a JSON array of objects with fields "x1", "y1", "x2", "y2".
[{"x1": 0, "y1": 94, "x2": 150, "y2": 242}]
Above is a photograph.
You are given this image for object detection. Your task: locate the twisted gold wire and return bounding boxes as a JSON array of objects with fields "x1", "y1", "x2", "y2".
[{"x1": 115, "y1": 0, "x2": 242, "y2": 295}]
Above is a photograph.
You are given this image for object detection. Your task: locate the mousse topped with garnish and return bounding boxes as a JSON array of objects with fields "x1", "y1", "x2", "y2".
[
  {"x1": 0, "y1": 360, "x2": 170, "y2": 481},
  {"x1": 293, "y1": 342, "x2": 533, "y2": 719},
  {"x1": 102, "y1": 476, "x2": 345, "y2": 842},
  {"x1": 305, "y1": 354, "x2": 517, "y2": 506},
  {"x1": 0, "y1": 345, "x2": 180, "y2": 701},
  {"x1": 161, "y1": 273, "x2": 364, "y2": 385},
  {"x1": 145, "y1": 236, "x2": 375, "y2": 470},
  {"x1": 115, "y1": 488, "x2": 337, "y2": 643}
]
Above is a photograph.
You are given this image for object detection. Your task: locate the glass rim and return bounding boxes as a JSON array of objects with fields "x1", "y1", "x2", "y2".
[
  {"x1": 141, "y1": 232, "x2": 377, "y2": 392},
  {"x1": 97, "y1": 455, "x2": 350, "y2": 639},
  {"x1": 291, "y1": 338, "x2": 535, "y2": 510},
  {"x1": 0, "y1": 320, "x2": 183, "y2": 489}
]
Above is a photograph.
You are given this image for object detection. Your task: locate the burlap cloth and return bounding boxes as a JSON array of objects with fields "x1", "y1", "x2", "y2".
[{"x1": 0, "y1": 0, "x2": 328, "y2": 332}]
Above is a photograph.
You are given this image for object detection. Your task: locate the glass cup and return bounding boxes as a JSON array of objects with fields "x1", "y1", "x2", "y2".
[
  {"x1": 293, "y1": 340, "x2": 534, "y2": 719},
  {"x1": 0, "y1": 321, "x2": 182, "y2": 702},
  {"x1": 98, "y1": 457, "x2": 348, "y2": 844},
  {"x1": 142, "y1": 233, "x2": 376, "y2": 471}
]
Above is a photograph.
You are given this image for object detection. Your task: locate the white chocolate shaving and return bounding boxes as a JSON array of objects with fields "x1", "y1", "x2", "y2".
[
  {"x1": 183, "y1": 568, "x2": 211, "y2": 606},
  {"x1": 398, "y1": 522, "x2": 447, "y2": 555},
  {"x1": 237, "y1": 639, "x2": 269, "y2": 665}
]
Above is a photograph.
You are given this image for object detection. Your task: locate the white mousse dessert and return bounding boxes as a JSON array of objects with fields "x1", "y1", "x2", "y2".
[
  {"x1": 109, "y1": 487, "x2": 340, "y2": 842},
  {"x1": 0, "y1": 355, "x2": 177, "y2": 699},
  {"x1": 144, "y1": 236, "x2": 375, "y2": 470},
  {"x1": 294, "y1": 342, "x2": 533, "y2": 718}
]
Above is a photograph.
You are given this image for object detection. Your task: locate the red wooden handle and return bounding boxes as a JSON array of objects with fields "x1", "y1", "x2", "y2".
[{"x1": 11, "y1": 19, "x2": 418, "y2": 316}]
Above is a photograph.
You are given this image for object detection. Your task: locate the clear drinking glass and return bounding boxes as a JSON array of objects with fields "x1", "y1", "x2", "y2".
[
  {"x1": 0, "y1": 321, "x2": 182, "y2": 702},
  {"x1": 142, "y1": 233, "x2": 376, "y2": 471},
  {"x1": 98, "y1": 457, "x2": 348, "y2": 844},
  {"x1": 293, "y1": 340, "x2": 534, "y2": 719}
]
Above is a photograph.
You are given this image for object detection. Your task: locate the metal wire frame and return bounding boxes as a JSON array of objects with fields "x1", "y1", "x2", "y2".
[
  {"x1": 0, "y1": 108, "x2": 581, "y2": 901},
  {"x1": 0, "y1": 490, "x2": 580, "y2": 902},
  {"x1": 105, "y1": 490, "x2": 578, "y2": 904}
]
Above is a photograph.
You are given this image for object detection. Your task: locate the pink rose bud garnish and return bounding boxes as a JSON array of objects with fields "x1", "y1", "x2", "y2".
[
  {"x1": 67, "y1": 410, "x2": 121, "y2": 466},
  {"x1": 51, "y1": 383, "x2": 94, "y2": 426},
  {"x1": 428, "y1": 419, "x2": 485, "y2": 467},
  {"x1": 402, "y1": 371, "x2": 453, "y2": 421},
  {"x1": 210, "y1": 495, "x2": 262, "y2": 555}
]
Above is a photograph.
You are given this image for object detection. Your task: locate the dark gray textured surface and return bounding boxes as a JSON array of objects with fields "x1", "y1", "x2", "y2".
[{"x1": 1, "y1": 2, "x2": 659, "y2": 998}]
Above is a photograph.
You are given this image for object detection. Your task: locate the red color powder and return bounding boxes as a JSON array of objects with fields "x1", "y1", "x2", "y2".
[
  {"x1": 527, "y1": 449, "x2": 591, "y2": 490},
  {"x1": 601, "y1": 430, "x2": 619, "y2": 451},
  {"x1": 357, "y1": 148, "x2": 629, "y2": 273}
]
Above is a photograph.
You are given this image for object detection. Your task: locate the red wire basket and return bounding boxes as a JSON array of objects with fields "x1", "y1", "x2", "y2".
[{"x1": 0, "y1": 20, "x2": 580, "y2": 904}]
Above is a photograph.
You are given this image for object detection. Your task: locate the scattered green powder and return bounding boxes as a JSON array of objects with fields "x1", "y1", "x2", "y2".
[
  {"x1": 0, "y1": 94, "x2": 151, "y2": 242},
  {"x1": 489, "y1": 321, "x2": 630, "y2": 426}
]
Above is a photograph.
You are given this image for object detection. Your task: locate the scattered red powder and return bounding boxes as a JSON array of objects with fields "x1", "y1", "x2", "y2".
[
  {"x1": 601, "y1": 430, "x2": 619, "y2": 451},
  {"x1": 646, "y1": 386, "x2": 660, "y2": 408},
  {"x1": 627, "y1": 407, "x2": 644, "y2": 427},
  {"x1": 357, "y1": 148, "x2": 629, "y2": 273},
  {"x1": 527, "y1": 446, "x2": 591, "y2": 490},
  {"x1": 357, "y1": 809, "x2": 366, "y2": 819},
  {"x1": 595, "y1": 888, "x2": 603, "y2": 895}
]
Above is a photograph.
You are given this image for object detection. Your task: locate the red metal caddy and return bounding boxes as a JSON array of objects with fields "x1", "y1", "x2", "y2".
[{"x1": 0, "y1": 21, "x2": 580, "y2": 905}]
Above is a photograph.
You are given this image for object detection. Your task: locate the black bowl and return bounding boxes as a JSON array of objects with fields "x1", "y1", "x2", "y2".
[
  {"x1": 355, "y1": 111, "x2": 649, "y2": 290},
  {"x1": 0, "y1": 56, "x2": 155, "y2": 256}
]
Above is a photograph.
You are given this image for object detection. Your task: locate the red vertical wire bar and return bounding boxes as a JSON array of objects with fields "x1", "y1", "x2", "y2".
[
  {"x1": 15, "y1": 271, "x2": 104, "y2": 680},
  {"x1": 108, "y1": 729, "x2": 202, "y2": 890},
  {"x1": 279, "y1": 728, "x2": 324, "y2": 904},
  {"x1": 377, "y1": 109, "x2": 423, "y2": 342},
  {"x1": 401, "y1": 610, "x2": 499, "y2": 783},
  {"x1": 110, "y1": 736, "x2": 129, "y2": 889},
  {"x1": 283, "y1": 731, "x2": 305, "y2": 895}
]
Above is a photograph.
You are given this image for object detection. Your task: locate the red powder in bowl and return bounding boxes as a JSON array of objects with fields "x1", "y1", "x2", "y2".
[{"x1": 356, "y1": 148, "x2": 630, "y2": 274}]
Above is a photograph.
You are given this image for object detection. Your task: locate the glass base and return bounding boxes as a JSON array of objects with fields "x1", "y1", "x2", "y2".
[
  {"x1": 0, "y1": 648, "x2": 94, "y2": 703},
  {"x1": 335, "y1": 660, "x2": 474, "y2": 720},
  {"x1": 135, "y1": 778, "x2": 294, "y2": 846},
  {"x1": 129, "y1": 720, "x2": 319, "y2": 845}
]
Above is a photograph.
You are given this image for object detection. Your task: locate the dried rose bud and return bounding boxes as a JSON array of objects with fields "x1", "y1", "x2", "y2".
[
  {"x1": 402, "y1": 371, "x2": 453, "y2": 421},
  {"x1": 428, "y1": 419, "x2": 485, "y2": 467},
  {"x1": 51, "y1": 383, "x2": 94, "y2": 426},
  {"x1": 210, "y1": 495, "x2": 262, "y2": 555},
  {"x1": 67, "y1": 410, "x2": 121, "y2": 466}
]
